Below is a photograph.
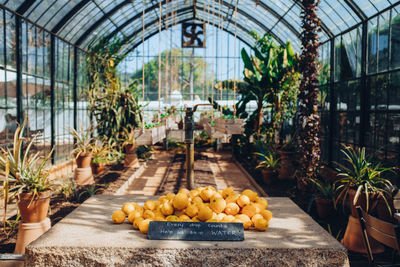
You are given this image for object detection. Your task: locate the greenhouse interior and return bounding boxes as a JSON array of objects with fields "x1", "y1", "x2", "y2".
[{"x1": 1, "y1": 0, "x2": 400, "y2": 266}]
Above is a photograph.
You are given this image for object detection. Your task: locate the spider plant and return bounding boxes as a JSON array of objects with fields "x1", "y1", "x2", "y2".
[
  {"x1": 334, "y1": 146, "x2": 393, "y2": 214},
  {"x1": 69, "y1": 124, "x2": 94, "y2": 158},
  {"x1": 1, "y1": 122, "x2": 53, "y2": 221},
  {"x1": 309, "y1": 177, "x2": 335, "y2": 200},
  {"x1": 119, "y1": 127, "x2": 136, "y2": 147},
  {"x1": 254, "y1": 152, "x2": 280, "y2": 171}
]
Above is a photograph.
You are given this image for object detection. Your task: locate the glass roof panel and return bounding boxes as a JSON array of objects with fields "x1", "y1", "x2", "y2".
[
  {"x1": 356, "y1": 0, "x2": 394, "y2": 17},
  {"x1": 3, "y1": 0, "x2": 25, "y2": 11},
  {"x1": 318, "y1": 0, "x2": 360, "y2": 34}
]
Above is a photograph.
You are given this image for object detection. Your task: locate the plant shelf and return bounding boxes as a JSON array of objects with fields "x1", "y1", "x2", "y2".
[
  {"x1": 134, "y1": 125, "x2": 166, "y2": 145},
  {"x1": 214, "y1": 118, "x2": 244, "y2": 135}
]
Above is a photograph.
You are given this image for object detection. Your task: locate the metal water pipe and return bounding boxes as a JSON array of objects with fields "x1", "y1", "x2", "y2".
[{"x1": 184, "y1": 104, "x2": 212, "y2": 189}]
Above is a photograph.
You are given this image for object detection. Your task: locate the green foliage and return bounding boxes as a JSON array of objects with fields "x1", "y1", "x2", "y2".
[
  {"x1": 1, "y1": 123, "x2": 53, "y2": 221},
  {"x1": 255, "y1": 151, "x2": 280, "y2": 171},
  {"x1": 136, "y1": 145, "x2": 153, "y2": 161},
  {"x1": 145, "y1": 122, "x2": 162, "y2": 129},
  {"x1": 309, "y1": 178, "x2": 335, "y2": 200},
  {"x1": 91, "y1": 139, "x2": 121, "y2": 165},
  {"x1": 69, "y1": 124, "x2": 94, "y2": 157},
  {"x1": 334, "y1": 146, "x2": 394, "y2": 213},
  {"x1": 240, "y1": 32, "x2": 300, "y2": 142}
]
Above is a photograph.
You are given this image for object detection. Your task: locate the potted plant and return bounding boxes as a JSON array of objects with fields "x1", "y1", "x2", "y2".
[
  {"x1": 255, "y1": 151, "x2": 280, "y2": 185},
  {"x1": 309, "y1": 177, "x2": 336, "y2": 220},
  {"x1": 334, "y1": 145, "x2": 394, "y2": 253},
  {"x1": 1, "y1": 122, "x2": 53, "y2": 223},
  {"x1": 69, "y1": 125, "x2": 94, "y2": 168},
  {"x1": 90, "y1": 140, "x2": 110, "y2": 175},
  {"x1": 120, "y1": 128, "x2": 138, "y2": 167},
  {"x1": 278, "y1": 137, "x2": 296, "y2": 180}
]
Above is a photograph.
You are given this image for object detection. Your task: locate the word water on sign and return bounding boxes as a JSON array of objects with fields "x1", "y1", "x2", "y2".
[{"x1": 147, "y1": 221, "x2": 244, "y2": 241}]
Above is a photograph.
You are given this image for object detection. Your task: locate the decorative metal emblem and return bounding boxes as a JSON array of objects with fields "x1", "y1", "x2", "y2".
[{"x1": 182, "y1": 23, "x2": 205, "y2": 48}]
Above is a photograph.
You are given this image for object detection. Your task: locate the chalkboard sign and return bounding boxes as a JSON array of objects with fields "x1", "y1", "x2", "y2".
[{"x1": 147, "y1": 221, "x2": 244, "y2": 241}]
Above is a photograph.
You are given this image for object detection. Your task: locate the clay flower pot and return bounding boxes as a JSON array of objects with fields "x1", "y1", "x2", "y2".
[
  {"x1": 75, "y1": 152, "x2": 92, "y2": 168},
  {"x1": 91, "y1": 162, "x2": 106, "y2": 175},
  {"x1": 261, "y1": 169, "x2": 276, "y2": 185},
  {"x1": 17, "y1": 192, "x2": 51, "y2": 223},
  {"x1": 125, "y1": 144, "x2": 136, "y2": 154},
  {"x1": 315, "y1": 198, "x2": 335, "y2": 220},
  {"x1": 278, "y1": 151, "x2": 295, "y2": 180}
]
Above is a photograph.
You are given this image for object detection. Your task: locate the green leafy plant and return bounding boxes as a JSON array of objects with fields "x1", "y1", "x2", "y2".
[
  {"x1": 309, "y1": 178, "x2": 335, "y2": 200},
  {"x1": 254, "y1": 152, "x2": 280, "y2": 171},
  {"x1": 2, "y1": 214, "x2": 20, "y2": 238},
  {"x1": 145, "y1": 122, "x2": 162, "y2": 129},
  {"x1": 0, "y1": 122, "x2": 53, "y2": 220},
  {"x1": 119, "y1": 127, "x2": 136, "y2": 147},
  {"x1": 334, "y1": 146, "x2": 394, "y2": 213},
  {"x1": 69, "y1": 124, "x2": 94, "y2": 158},
  {"x1": 136, "y1": 145, "x2": 153, "y2": 161}
]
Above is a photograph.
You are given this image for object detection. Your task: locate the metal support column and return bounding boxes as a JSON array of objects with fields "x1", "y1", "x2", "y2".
[
  {"x1": 359, "y1": 21, "x2": 368, "y2": 148},
  {"x1": 73, "y1": 46, "x2": 78, "y2": 132},
  {"x1": 15, "y1": 16, "x2": 22, "y2": 124},
  {"x1": 50, "y1": 35, "x2": 56, "y2": 164},
  {"x1": 328, "y1": 38, "x2": 336, "y2": 163},
  {"x1": 184, "y1": 107, "x2": 195, "y2": 189}
]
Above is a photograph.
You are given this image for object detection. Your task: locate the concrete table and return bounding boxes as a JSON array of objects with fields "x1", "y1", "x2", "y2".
[{"x1": 26, "y1": 195, "x2": 349, "y2": 266}]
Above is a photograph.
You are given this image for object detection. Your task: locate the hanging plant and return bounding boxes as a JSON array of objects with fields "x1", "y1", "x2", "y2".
[{"x1": 297, "y1": 0, "x2": 322, "y2": 187}]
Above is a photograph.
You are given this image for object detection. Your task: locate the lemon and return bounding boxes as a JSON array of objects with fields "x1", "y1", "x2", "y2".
[
  {"x1": 166, "y1": 215, "x2": 180, "y2": 221},
  {"x1": 206, "y1": 218, "x2": 218, "y2": 222},
  {"x1": 210, "y1": 197, "x2": 226, "y2": 213},
  {"x1": 241, "y1": 203, "x2": 258, "y2": 218},
  {"x1": 144, "y1": 200, "x2": 156, "y2": 211},
  {"x1": 192, "y1": 216, "x2": 200, "y2": 222},
  {"x1": 133, "y1": 217, "x2": 144, "y2": 229},
  {"x1": 237, "y1": 195, "x2": 250, "y2": 207},
  {"x1": 128, "y1": 210, "x2": 142, "y2": 223},
  {"x1": 241, "y1": 189, "x2": 258, "y2": 202},
  {"x1": 158, "y1": 196, "x2": 168, "y2": 203},
  {"x1": 236, "y1": 214, "x2": 252, "y2": 229},
  {"x1": 121, "y1": 203, "x2": 135, "y2": 216},
  {"x1": 112, "y1": 210, "x2": 126, "y2": 224},
  {"x1": 221, "y1": 215, "x2": 235, "y2": 222},
  {"x1": 225, "y1": 202, "x2": 240, "y2": 215},
  {"x1": 160, "y1": 202, "x2": 174, "y2": 216},
  {"x1": 216, "y1": 213, "x2": 226, "y2": 221},
  {"x1": 185, "y1": 204, "x2": 199, "y2": 218},
  {"x1": 254, "y1": 218, "x2": 269, "y2": 231},
  {"x1": 172, "y1": 193, "x2": 189, "y2": 210},
  {"x1": 179, "y1": 214, "x2": 192, "y2": 222},
  {"x1": 260, "y1": 210, "x2": 273, "y2": 222},
  {"x1": 192, "y1": 196, "x2": 204, "y2": 206},
  {"x1": 190, "y1": 189, "x2": 200, "y2": 198},
  {"x1": 143, "y1": 210, "x2": 155, "y2": 219},
  {"x1": 225, "y1": 194, "x2": 240, "y2": 204},
  {"x1": 200, "y1": 188, "x2": 214, "y2": 202},
  {"x1": 251, "y1": 214, "x2": 264, "y2": 224},
  {"x1": 166, "y1": 193, "x2": 175, "y2": 201},
  {"x1": 232, "y1": 218, "x2": 243, "y2": 224},
  {"x1": 174, "y1": 209, "x2": 185, "y2": 217},
  {"x1": 139, "y1": 219, "x2": 151, "y2": 234},
  {"x1": 153, "y1": 215, "x2": 166, "y2": 221},
  {"x1": 178, "y1": 188, "x2": 190, "y2": 197},
  {"x1": 222, "y1": 187, "x2": 235, "y2": 198},
  {"x1": 197, "y1": 205, "x2": 213, "y2": 221}
]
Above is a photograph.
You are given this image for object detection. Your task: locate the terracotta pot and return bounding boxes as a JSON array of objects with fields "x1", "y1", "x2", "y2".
[
  {"x1": 178, "y1": 121, "x2": 184, "y2": 130},
  {"x1": 17, "y1": 192, "x2": 51, "y2": 223},
  {"x1": 124, "y1": 152, "x2": 138, "y2": 168},
  {"x1": 278, "y1": 151, "x2": 295, "y2": 180},
  {"x1": 91, "y1": 162, "x2": 106, "y2": 175},
  {"x1": 261, "y1": 169, "x2": 276, "y2": 185},
  {"x1": 74, "y1": 167, "x2": 94, "y2": 185},
  {"x1": 315, "y1": 198, "x2": 336, "y2": 220},
  {"x1": 341, "y1": 215, "x2": 384, "y2": 254},
  {"x1": 125, "y1": 144, "x2": 136, "y2": 154},
  {"x1": 347, "y1": 189, "x2": 381, "y2": 218},
  {"x1": 14, "y1": 217, "x2": 51, "y2": 254},
  {"x1": 76, "y1": 152, "x2": 92, "y2": 168}
]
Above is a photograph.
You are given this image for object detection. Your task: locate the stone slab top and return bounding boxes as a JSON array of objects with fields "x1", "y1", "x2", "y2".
[{"x1": 28, "y1": 195, "x2": 346, "y2": 251}]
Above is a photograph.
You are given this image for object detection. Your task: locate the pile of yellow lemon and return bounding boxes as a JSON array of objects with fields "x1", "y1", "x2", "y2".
[{"x1": 111, "y1": 187, "x2": 272, "y2": 234}]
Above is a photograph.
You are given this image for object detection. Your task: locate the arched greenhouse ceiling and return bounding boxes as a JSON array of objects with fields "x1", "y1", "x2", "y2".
[{"x1": 2, "y1": 0, "x2": 399, "y2": 54}]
